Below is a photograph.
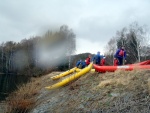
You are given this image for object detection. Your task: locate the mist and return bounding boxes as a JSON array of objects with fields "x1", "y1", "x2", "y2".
[
  {"x1": 33, "y1": 40, "x2": 68, "y2": 69},
  {"x1": 12, "y1": 50, "x2": 29, "y2": 70}
]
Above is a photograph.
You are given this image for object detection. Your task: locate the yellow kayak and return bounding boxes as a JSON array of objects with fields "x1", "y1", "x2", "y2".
[
  {"x1": 91, "y1": 69, "x2": 95, "y2": 72},
  {"x1": 51, "y1": 67, "x2": 77, "y2": 80},
  {"x1": 76, "y1": 68, "x2": 95, "y2": 72},
  {"x1": 45, "y1": 63, "x2": 93, "y2": 90},
  {"x1": 75, "y1": 68, "x2": 81, "y2": 72}
]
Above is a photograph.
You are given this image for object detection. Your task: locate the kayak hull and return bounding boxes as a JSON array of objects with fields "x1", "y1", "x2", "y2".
[
  {"x1": 51, "y1": 67, "x2": 77, "y2": 80},
  {"x1": 76, "y1": 68, "x2": 95, "y2": 72},
  {"x1": 93, "y1": 64, "x2": 150, "y2": 73},
  {"x1": 45, "y1": 63, "x2": 93, "y2": 90},
  {"x1": 131, "y1": 60, "x2": 150, "y2": 65}
]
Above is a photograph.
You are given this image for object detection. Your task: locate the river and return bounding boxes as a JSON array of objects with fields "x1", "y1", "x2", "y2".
[{"x1": 0, "y1": 74, "x2": 29, "y2": 101}]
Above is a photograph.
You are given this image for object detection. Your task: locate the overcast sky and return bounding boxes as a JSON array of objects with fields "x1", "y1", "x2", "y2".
[{"x1": 0, "y1": 0, "x2": 150, "y2": 54}]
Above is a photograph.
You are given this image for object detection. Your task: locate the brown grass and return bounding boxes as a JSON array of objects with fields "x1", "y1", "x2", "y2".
[
  {"x1": 148, "y1": 78, "x2": 150, "y2": 94},
  {"x1": 5, "y1": 69, "x2": 150, "y2": 113},
  {"x1": 6, "y1": 77, "x2": 42, "y2": 113},
  {"x1": 96, "y1": 69, "x2": 148, "y2": 89}
]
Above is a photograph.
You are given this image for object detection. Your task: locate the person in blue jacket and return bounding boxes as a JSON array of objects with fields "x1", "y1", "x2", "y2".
[
  {"x1": 92, "y1": 51, "x2": 102, "y2": 65},
  {"x1": 82, "y1": 60, "x2": 86, "y2": 68},
  {"x1": 76, "y1": 60, "x2": 86, "y2": 69},
  {"x1": 114, "y1": 46, "x2": 126, "y2": 65}
]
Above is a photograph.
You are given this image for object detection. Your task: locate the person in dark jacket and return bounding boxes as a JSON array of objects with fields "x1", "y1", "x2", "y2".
[
  {"x1": 76, "y1": 60, "x2": 86, "y2": 69},
  {"x1": 114, "y1": 47, "x2": 126, "y2": 65},
  {"x1": 93, "y1": 51, "x2": 101, "y2": 65},
  {"x1": 82, "y1": 60, "x2": 86, "y2": 68}
]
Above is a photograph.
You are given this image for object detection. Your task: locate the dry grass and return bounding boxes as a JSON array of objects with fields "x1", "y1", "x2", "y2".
[
  {"x1": 43, "y1": 69, "x2": 150, "y2": 113},
  {"x1": 5, "y1": 69, "x2": 150, "y2": 113},
  {"x1": 148, "y1": 78, "x2": 150, "y2": 93},
  {"x1": 6, "y1": 77, "x2": 42, "y2": 113},
  {"x1": 96, "y1": 69, "x2": 149, "y2": 89},
  {"x1": 78, "y1": 69, "x2": 150, "y2": 112},
  {"x1": 4, "y1": 72, "x2": 60, "y2": 113}
]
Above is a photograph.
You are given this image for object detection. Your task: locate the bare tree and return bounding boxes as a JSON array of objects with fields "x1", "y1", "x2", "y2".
[
  {"x1": 107, "y1": 22, "x2": 149, "y2": 64},
  {"x1": 128, "y1": 22, "x2": 148, "y2": 62},
  {"x1": 104, "y1": 37, "x2": 117, "y2": 65},
  {"x1": 60, "y1": 25, "x2": 76, "y2": 69}
]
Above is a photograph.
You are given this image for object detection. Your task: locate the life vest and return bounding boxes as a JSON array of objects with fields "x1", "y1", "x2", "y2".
[
  {"x1": 101, "y1": 59, "x2": 105, "y2": 66},
  {"x1": 119, "y1": 50, "x2": 124, "y2": 56},
  {"x1": 86, "y1": 57, "x2": 90, "y2": 65}
]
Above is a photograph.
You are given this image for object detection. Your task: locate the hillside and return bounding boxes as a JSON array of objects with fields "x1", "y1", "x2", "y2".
[{"x1": 5, "y1": 69, "x2": 150, "y2": 113}]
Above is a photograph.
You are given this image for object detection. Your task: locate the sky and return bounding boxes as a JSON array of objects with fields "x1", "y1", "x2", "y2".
[{"x1": 0, "y1": 0, "x2": 150, "y2": 55}]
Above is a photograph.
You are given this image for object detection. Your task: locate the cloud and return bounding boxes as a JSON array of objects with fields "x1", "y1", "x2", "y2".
[
  {"x1": 76, "y1": 38, "x2": 105, "y2": 55},
  {"x1": 0, "y1": 0, "x2": 150, "y2": 53}
]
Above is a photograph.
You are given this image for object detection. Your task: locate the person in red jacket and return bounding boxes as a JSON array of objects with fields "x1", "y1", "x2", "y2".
[
  {"x1": 85, "y1": 54, "x2": 91, "y2": 66},
  {"x1": 101, "y1": 56, "x2": 106, "y2": 66},
  {"x1": 114, "y1": 58, "x2": 119, "y2": 66}
]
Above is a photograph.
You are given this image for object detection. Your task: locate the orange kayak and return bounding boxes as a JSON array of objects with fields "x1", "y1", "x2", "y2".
[
  {"x1": 93, "y1": 64, "x2": 150, "y2": 73},
  {"x1": 131, "y1": 60, "x2": 150, "y2": 65}
]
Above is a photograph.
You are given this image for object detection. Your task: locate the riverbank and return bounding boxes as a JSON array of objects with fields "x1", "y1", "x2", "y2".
[{"x1": 3, "y1": 70, "x2": 150, "y2": 112}]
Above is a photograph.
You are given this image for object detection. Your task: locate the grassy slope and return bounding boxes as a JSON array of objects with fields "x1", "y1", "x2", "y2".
[{"x1": 5, "y1": 70, "x2": 150, "y2": 113}]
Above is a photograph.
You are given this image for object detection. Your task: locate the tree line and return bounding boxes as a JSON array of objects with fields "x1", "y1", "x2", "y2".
[
  {"x1": 104, "y1": 22, "x2": 150, "y2": 65},
  {"x1": 0, "y1": 25, "x2": 76, "y2": 76}
]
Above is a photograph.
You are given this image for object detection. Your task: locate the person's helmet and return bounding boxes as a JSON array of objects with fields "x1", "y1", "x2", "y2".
[
  {"x1": 97, "y1": 51, "x2": 100, "y2": 54},
  {"x1": 88, "y1": 54, "x2": 91, "y2": 57}
]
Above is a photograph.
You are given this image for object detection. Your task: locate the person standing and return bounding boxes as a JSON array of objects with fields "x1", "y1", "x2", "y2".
[
  {"x1": 93, "y1": 51, "x2": 101, "y2": 65},
  {"x1": 114, "y1": 46, "x2": 126, "y2": 65}
]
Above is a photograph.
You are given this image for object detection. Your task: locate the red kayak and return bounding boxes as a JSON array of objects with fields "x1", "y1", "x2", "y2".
[
  {"x1": 131, "y1": 60, "x2": 150, "y2": 65},
  {"x1": 93, "y1": 64, "x2": 150, "y2": 73}
]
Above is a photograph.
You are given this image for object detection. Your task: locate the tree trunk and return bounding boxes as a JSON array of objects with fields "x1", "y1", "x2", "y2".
[
  {"x1": 137, "y1": 42, "x2": 140, "y2": 62},
  {"x1": 68, "y1": 56, "x2": 71, "y2": 69}
]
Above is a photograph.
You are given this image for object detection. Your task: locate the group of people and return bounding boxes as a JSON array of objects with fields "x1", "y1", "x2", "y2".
[
  {"x1": 76, "y1": 46, "x2": 126, "y2": 69},
  {"x1": 76, "y1": 52, "x2": 106, "y2": 69},
  {"x1": 92, "y1": 51, "x2": 106, "y2": 66},
  {"x1": 75, "y1": 54, "x2": 91, "y2": 69}
]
